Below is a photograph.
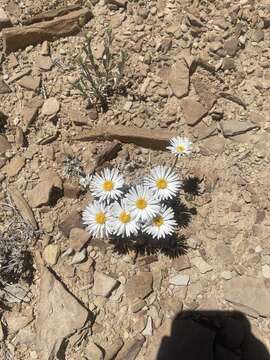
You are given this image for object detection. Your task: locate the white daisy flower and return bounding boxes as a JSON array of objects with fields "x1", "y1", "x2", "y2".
[
  {"x1": 144, "y1": 166, "x2": 182, "y2": 200},
  {"x1": 90, "y1": 168, "x2": 124, "y2": 202},
  {"x1": 111, "y1": 200, "x2": 140, "y2": 238},
  {"x1": 125, "y1": 185, "x2": 161, "y2": 222},
  {"x1": 143, "y1": 205, "x2": 177, "y2": 239},
  {"x1": 82, "y1": 201, "x2": 113, "y2": 238},
  {"x1": 167, "y1": 136, "x2": 192, "y2": 157}
]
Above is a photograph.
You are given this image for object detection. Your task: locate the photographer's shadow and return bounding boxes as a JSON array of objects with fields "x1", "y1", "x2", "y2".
[{"x1": 157, "y1": 310, "x2": 270, "y2": 360}]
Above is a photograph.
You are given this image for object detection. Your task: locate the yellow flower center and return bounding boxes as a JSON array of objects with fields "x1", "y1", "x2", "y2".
[
  {"x1": 95, "y1": 212, "x2": 106, "y2": 225},
  {"x1": 103, "y1": 180, "x2": 114, "y2": 192},
  {"x1": 119, "y1": 211, "x2": 131, "y2": 224},
  {"x1": 156, "y1": 178, "x2": 168, "y2": 189},
  {"x1": 176, "y1": 144, "x2": 185, "y2": 153},
  {"x1": 153, "y1": 216, "x2": 164, "y2": 227},
  {"x1": 136, "y1": 198, "x2": 147, "y2": 210}
]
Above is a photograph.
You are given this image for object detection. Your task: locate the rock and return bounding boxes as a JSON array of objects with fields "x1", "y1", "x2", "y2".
[
  {"x1": 0, "y1": 320, "x2": 4, "y2": 341},
  {"x1": 27, "y1": 171, "x2": 62, "y2": 208},
  {"x1": 14, "y1": 324, "x2": 35, "y2": 346},
  {"x1": 93, "y1": 271, "x2": 119, "y2": 297},
  {"x1": 220, "y1": 120, "x2": 258, "y2": 137},
  {"x1": 171, "y1": 255, "x2": 191, "y2": 271},
  {"x1": 0, "y1": 134, "x2": 11, "y2": 154},
  {"x1": 125, "y1": 272, "x2": 153, "y2": 300},
  {"x1": 6, "y1": 68, "x2": 31, "y2": 84},
  {"x1": 41, "y1": 97, "x2": 60, "y2": 116},
  {"x1": 262, "y1": 264, "x2": 270, "y2": 279},
  {"x1": 36, "y1": 267, "x2": 89, "y2": 360},
  {"x1": 115, "y1": 335, "x2": 145, "y2": 360},
  {"x1": 221, "y1": 270, "x2": 233, "y2": 280},
  {"x1": 41, "y1": 40, "x2": 50, "y2": 55},
  {"x1": 215, "y1": 244, "x2": 234, "y2": 265},
  {"x1": 59, "y1": 210, "x2": 84, "y2": 237},
  {"x1": 17, "y1": 75, "x2": 41, "y2": 91},
  {"x1": 95, "y1": 141, "x2": 122, "y2": 167},
  {"x1": 131, "y1": 299, "x2": 146, "y2": 313},
  {"x1": 0, "y1": 8, "x2": 11, "y2": 30},
  {"x1": 192, "y1": 75, "x2": 217, "y2": 110},
  {"x1": 69, "y1": 227, "x2": 90, "y2": 251},
  {"x1": 5, "y1": 155, "x2": 25, "y2": 177},
  {"x1": 223, "y1": 276, "x2": 270, "y2": 317},
  {"x1": 142, "y1": 316, "x2": 153, "y2": 336},
  {"x1": 191, "y1": 256, "x2": 213, "y2": 274},
  {"x1": 169, "y1": 274, "x2": 190, "y2": 286},
  {"x1": 22, "y1": 98, "x2": 43, "y2": 129},
  {"x1": 43, "y1": 244, "x2": 60, "y2": 266},
  {"x1": 71, "y1": 248, "x2": 87, "y2": 264},
  {"x1": 106, "y1": 0, "x2": 127, "y2": 8},
  {"x1": 76, "y1": 126, "x2": 178, "y2": 151},
  {"x1": 110, "y1": 13, "x2": 125, "y2": 29},
  {"x1": 36, "y1": 55, "x2": 53, "y2": 71},
  {"x1": 168, "y1": 59, "x2": 189, "y2": 98},
  {"x1": 144, "y1": 320, "x2": 171, "y2": 359},
  {"x1": 180, "y1": 98, "x2": 208, "y2": 126},
  {"x1": 85, "y1": 340, "x2": 104, "y2": 360},
  {"x1": 0, "y1": 78, "x2": 11, "y2": 94},
  {"x1": 186, "y1": 238, "x2": 198, "y2": 249},
  {"x1": 104, "y1": 337, "x2": 124, "y2": 360},
  {"x1": 8, "y1": 187, "x2": 38, "y2": 229},
  {"x1": 63, "y1": 182, "x2": 81, "y2": 199},
  {"x1": 3, "y1": 8, "x2": 93, "y2": 54},
  {"x1": 224, "y1": 37, "x2": 238, "y2": 57},
  {"x1": 4, "y1": 311, "x2": 33, "y2": 333}
]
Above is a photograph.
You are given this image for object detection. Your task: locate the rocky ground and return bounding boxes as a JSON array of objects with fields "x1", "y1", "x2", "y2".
[{"x1": 1, "y1": 0, "x2": 270, "y2": 359}]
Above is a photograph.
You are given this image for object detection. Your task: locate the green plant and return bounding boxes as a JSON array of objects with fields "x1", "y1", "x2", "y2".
[{"x1": 73, "y1": 29, "x2": 128, "y2": 111}]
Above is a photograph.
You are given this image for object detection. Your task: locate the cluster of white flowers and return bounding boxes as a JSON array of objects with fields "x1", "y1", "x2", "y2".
[{"x1": 82, "y1": 136, "x2": 192, "y2": 240}]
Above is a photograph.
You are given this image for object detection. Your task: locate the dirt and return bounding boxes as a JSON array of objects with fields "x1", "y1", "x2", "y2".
[{"x1": 1, "y1": 0, "x2": 270, "y2": 359}]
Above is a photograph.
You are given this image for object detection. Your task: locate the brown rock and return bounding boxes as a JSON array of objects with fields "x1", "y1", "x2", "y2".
[
  {"x1": 36, "y1": 267, "x2": 89, "y2": 360},
  {"x1": 17, "y1": 76, "x2": 40, "y2": 91},
  {"x1": 106, "y1": 0, "x2": 127, "y2": 8},
  {"x1": 5, "y1": 155, "x2": 25, "y2": 177},
  {"x1": 180, "y1": 98, "x2": 208, "y2": 126},
  {"x1": 36, "y1": 55, "x2": 53, "y2": 71},
  {"x1": 125, "y1": 272, "x2": 153, "y2": 301},
  {"x1": 23, "y1": 96, "x2": 44, "y2": 129},
  {"x1": 3, "y1": 8, "x2": 93, "y2": 54},
  {"x1": 115, "y1": 335, "x2": 145, "y2": 360},
  {"x1": 8, "y1": 187, "x2": 38, "y2": 229},
  {"x1": 220, "y1": 120, "x2": 258, "y2": 137},
  {"x1": 95, "y1": 141, "x2": 122, "y2": 167},
  {"x1": 4, "y1": 311, "x2": 33, "y2": 334},
  {"x1": 192, "y1": 75, "x2": 217, "y2": 110},
  {"x1": 93, "y1": 271, "x2": 119, "y2": 297},
  {"x1": 6, "y1": 68, "x2": 31, "y2": 84},
  {"x1": 15, "y1": 127, "x2": 25, "y2": 147},
  {"x1": 27, "y1": 171, "x2": 62, "y2": 208},
  {"x1": 0, "y1": 134, "x2": 11, "y2": 154},
  {"x1": 144, "y1": 320, "x2": 171, "y2": 359},
  {"x1": 0, "y1": 8, "x2": 12, "y2": 30},
  {"x1": 168, "y1": 59, "x2": 189, "y2": 98},
  {"x1": 63, "y1": 182, "x2": 80, "y2": 199},
  {"x1": 171, "y1": 255, "x2": 191, "y2": 271},
  {"x1": 59, "y1": 210, "x2": 84, "y2": 237},
  {"x1": 0, "y1": 79, "x2": 11, "y2": 94},
  {"x1": 104, "y1": 337, "x2": 124, "y2": 360},
  {"x1": 224, "y1": 37, "x2": 238, "y2": 57},
  {"x1": 75, "y1": 126, "x2": 178, "y2": 151},
  {"x1": 69, "y1": 227, "x2": 90, "y2": 251}
]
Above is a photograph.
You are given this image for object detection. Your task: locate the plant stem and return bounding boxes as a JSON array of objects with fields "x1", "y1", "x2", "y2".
[{"x1": 172, "y1": 156, "x2": 178, "y2": 169}]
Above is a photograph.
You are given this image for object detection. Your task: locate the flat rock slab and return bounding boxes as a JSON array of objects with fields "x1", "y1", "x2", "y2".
[
  {"x1": 180, "y1": 98, "x2": 208, "y2": 126},
  {"x1": 0, "y1": 134, "x2": 11, "y2": 154},
  {"x1": 191, "y1": 256, "x2": 213, "y2": 274},
  {"x1": 75, "y1": 126, "x2": 178, "y2": 151},
  {"x1": 3, "y1": 8, "x2": 93, "y2": 54},
  {"x1": 93, "y1": 271, "x2": 119, "y2": 297},
  {"x1": 125, "y1": 272, "x2": 153, "y2": 300},
  {"x1": 168, "y1": 59, "x2": 189, "y2": 98},
  {"x1": 17, "y1": 76, "x2": 40, "y2": 91},
  {"x1": 36, "y1": 267, "x2": 89, "y2": 360},
  {"x1": 5, "y1": 155, "x2": 25, "y2": 177},
  {"x1": 169, "y1": 274, "x2": 190, "y2": 286},
  {"x1": 115, "y1": 335, "x2": 145, "y2": 360},
  {"x1": 69, "y1": 227, "x2": 91, "y2": 251},
  {"x1": 0, "y1": 79, "x2": 11, "y2": 94},
  {"x1": 220, "y1": 120, "x2": 258, "y2": 137},
  {"x1": 41, "y1": 97, "x2": 60, "y2": 116},
  {"x1": 223, "y1": 276, "x2": 270, "y2": 317},
  {"x1": 59, "y1": 210, "x2": 84, "y2": 237}
]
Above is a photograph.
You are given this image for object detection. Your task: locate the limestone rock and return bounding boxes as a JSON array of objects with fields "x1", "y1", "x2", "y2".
[
  {"x1": 168, "y1": 59, "x2": 189, "y2": 98},
  {"x1": 93, "y1": 271, "x2": 119, "y2": 297},
  {"x1": 69, "y1": 227, "x2": 91, "y2": 251},
  {"x1": 36, "y1": 267, "x2": 89, "y2": 360},
  {"x1": 125, "y1": 272, "x2": 153, "y2": 300},
  {"x1": 180, "y1": 98, "x2": 208, "y2": 126},
  {"x1": 223, "y1": 276, "x2": 270, "y2": 317},
  {"x1": 169, "y1": 274, "x2": 190, "y2": 286},
  {"x1": 191, "y1": 256, "x2": 213, "y2": 274},
  {"x1": 43, "y1": 244, "x2": 60, "y2": 266},
  {"x1": 41, "y1": 97, "x2": 60, "y2": 116}
]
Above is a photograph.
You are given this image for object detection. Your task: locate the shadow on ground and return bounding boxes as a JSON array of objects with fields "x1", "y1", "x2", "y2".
[{"x1": 157, "y1": 310, "x2": 270, "y2": 360}]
